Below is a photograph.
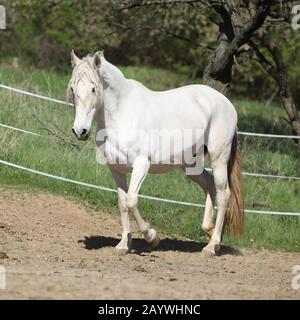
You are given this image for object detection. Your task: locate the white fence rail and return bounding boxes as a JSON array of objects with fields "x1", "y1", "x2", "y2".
[
  {"x1": 1, "y1": 159, "x2": 299, "y2": 217},
  {"x1": 1, "y1": 122, "x2": 300, "y2": 181},
  {"x1": 1, "y1": 82, "x2": 300, "y2": 217},
  {"x1": 237, "y1": 131, "x2": 300, "y2": 140},
  {"x1": 1, "y1": 83, "x2": 300, "y2": 140},
  {"x1": 0, "y1": 83, "x2": 73, "y2": 106}
]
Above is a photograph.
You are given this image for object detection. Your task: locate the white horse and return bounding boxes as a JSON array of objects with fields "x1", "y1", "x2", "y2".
[{"x1": 67, "y1": 51, "x2": 244, "y2": 256}]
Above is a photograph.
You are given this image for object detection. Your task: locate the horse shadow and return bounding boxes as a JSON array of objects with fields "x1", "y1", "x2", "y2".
[{"x1": 78, "y1": 235, "x2": 242, "y2": 256}]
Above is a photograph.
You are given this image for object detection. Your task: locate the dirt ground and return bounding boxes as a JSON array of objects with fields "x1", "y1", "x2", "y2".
[{"x1": 0, "y1": 188, "x2": 299, "y2": 300}]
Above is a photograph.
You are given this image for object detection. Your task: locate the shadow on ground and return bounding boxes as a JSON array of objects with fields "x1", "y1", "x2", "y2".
[{"x1": 78, "y1": 235, "x2": 242, "y2": 256}]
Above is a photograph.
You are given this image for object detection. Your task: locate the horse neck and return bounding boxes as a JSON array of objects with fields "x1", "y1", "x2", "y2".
[
  {"x1": 97, "y1": 60, "x2": 129, "y2": 127},
  {"x1": 101, "y1": 60, "x2": 127, "y2": 94}
]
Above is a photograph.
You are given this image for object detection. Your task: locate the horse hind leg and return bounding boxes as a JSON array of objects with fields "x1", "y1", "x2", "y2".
[
  {"x1": 186, "y1": 170, "x2": 216, "y2": 239},
  {"x1": 202, "y1": 146, "x2": 231, "y2": 257},
  {"x1": 203, "y1": 192, "x2": 215, "y2": 238}
]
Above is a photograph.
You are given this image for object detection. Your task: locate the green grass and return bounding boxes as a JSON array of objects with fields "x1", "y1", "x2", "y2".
[{"x1": 0, "y1": 65, "x2": 299, "y2": 252}]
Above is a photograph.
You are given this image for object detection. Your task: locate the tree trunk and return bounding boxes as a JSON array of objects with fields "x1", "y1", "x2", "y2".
[
  {"x1": 203, "y1": 7, "x2": 234, "y2": 95},
  {"x1": 202, "y1": 1, "x2": 272, "y2": 96},
  {"x1": 254, "y1": 38, "x2": 300, "y2": 148},
  {"x1": 275, "y1": 47, "x2": 300, "y2": 144},
  {"x1": 280, "y1": 87, "x2": 300, "y2": 147},
  {"x1": 203, "y1": 47, "x2": 234, "y2": 95}
]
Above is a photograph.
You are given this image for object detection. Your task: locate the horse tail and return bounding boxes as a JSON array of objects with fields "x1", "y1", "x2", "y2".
[{"x1": 225, "y1": 132, "x2": 244, "y2": 236}]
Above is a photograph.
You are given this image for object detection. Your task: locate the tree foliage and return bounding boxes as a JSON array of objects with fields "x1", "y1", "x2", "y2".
[{"x1": 0, "y1": 0, "x2": 300, "y2": 105}]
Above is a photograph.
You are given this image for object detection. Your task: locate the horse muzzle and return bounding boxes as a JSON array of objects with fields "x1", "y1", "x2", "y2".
[{"x1": 72, "y1": 128, "x2": 90, "y2": 141}]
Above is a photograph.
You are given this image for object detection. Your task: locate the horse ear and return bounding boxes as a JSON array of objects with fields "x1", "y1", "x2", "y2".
[
  {"x1": 93, "y1": 51, "x2": 102, "y2": 69},
  {"x1": 71, "y1": 50, "x2": 81, "y2": 67}
]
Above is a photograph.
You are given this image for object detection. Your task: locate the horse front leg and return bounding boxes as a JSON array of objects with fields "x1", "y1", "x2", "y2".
[
  {"x1": 127, "y1": 156, "x2": 160, "y2": 248},
  {"x1": 109, "y1": 165, "x2": 132, "y2": 254}
]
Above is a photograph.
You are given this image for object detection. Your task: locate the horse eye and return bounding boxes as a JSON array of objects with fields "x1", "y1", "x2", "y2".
[{"x1": 92, "y1": 87, "x2": 96, "y2": 94}]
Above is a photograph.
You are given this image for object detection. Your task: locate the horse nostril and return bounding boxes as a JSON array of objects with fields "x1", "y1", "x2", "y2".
[{"x1": 81, "y1": 129, "x2": 87, "y2": 136}]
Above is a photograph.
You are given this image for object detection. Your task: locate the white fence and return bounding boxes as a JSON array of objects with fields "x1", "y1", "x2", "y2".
[
  {"x1": 1, "y1": 159, "x2": 299, "y2": 217},
  {"x1": 1, "y1": 83, "x2": 300, "y2": 139},
  {"x1": 1, "y1": 122, "x2": 299, "y2": 181},
  {"x1": 1, "y1": 83, "x2": 300, "y2": 217}
]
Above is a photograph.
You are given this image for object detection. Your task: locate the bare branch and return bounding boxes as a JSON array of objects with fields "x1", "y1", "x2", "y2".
[
  {"x1": 118, "y1": 0, "x2": 211, "y2": 10},
  {"x1": 32, "y1": 114, "x2": 84, "y2": 151},
  {"x1": 107, "y1": 20, "x2": 214, "y2": 50},
  {"x1": 234, "y1": 1, "x2": 274, "y2": 47},
  {"x1": 248, "y1": 40, "x2": 279, "y2": 82}
]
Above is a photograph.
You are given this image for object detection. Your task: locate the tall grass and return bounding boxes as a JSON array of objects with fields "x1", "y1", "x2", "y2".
[{"x1": 0, "y1": 65, "x2": 299, "y2": 251}]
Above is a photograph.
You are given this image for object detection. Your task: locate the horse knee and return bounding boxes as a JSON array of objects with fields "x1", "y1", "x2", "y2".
[
  {"x1": 216, "y1": 186, "x2": 230, "y2": 204},
  {"x1": 126, "y1": 193, "x2": 138, "y2": 210},
  {"x1": 223, "y1": 187, "x2": 231, "y2": 202},
  {"x1": 118, "y1": 197, "x2": 128, "y2": 212},
  {"x1": 117, "y1": 189, "x2": 128, "y2": 212}
]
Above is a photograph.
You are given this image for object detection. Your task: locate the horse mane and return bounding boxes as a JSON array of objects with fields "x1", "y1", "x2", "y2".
[{"x1": 66, "y1": 54, "x2": 102, "y2": 102}]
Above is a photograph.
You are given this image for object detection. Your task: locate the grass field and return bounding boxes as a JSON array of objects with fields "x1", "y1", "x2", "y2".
[{"x1": 0, "y1": 64, "x2": 299, "y2": 251}]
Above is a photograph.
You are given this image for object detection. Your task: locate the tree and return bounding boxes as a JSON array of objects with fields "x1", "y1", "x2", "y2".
[
  {"x1": 114, "y1": 0, "x2": 300, "y2": 144},
  {"x1": 116, "y1": 1, "x2": 275, "y2": 92},
  {"x1": 249, "y1": 4, "x2": 300, "y2": 147},
  {"x1": 2, "y1": 0, "x2": 299, "y2": 144}
]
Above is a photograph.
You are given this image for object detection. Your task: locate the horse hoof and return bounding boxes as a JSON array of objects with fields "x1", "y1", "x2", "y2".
[
  {"x1": 202, "y1": 243, "x2": 220, "y2": 257},
  {"x1": 149, "y1": 235, "x2": 160, "y2": 249},
  {"x1": 202, "y1": 247, "x2": 216, "y2": 258},
  {"x1": 145, "y1": 229, "x2": 160, "y2": 249},
  {"x1": 115, "y1": 235, "x2": 132, "y2": 255},
  {"x1": 115, "y1": 246, "x2": 130, "y2": 255}
]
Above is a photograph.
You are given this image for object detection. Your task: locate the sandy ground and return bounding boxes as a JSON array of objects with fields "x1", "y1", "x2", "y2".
[{"x1": 0, "y1": 188, "x2": 299, "y2": 300}]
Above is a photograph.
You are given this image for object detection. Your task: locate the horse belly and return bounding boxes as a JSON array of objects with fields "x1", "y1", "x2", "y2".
[{"x1": 148, "y1": 164, "x2": 181, "y2": 174}]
